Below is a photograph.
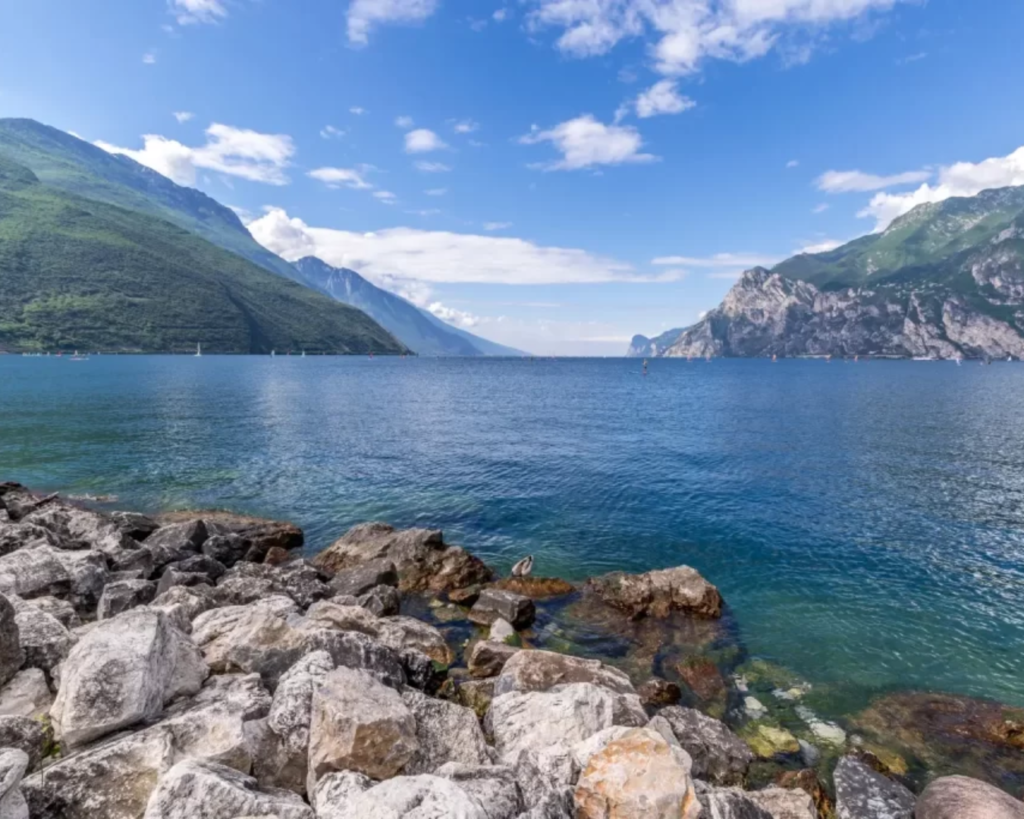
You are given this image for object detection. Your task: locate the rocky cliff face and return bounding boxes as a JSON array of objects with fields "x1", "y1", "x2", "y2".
[{"x1": 658, "y1": 266, "x2": 1024, "y2": 360}]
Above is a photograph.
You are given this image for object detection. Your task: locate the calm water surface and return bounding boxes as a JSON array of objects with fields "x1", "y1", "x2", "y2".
[{"x1": 3, "y1": 355, "x2": 1024, "y2": 714}]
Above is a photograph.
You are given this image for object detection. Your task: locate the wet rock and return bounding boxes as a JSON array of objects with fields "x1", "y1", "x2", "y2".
[
  {"x1": 213, "y1": 560, "x2": 331, "y2": 609},
  {"x1": 489, "y1": 617, "x2": 516, "y2": 643},
  {"x1": 834, "y1": 757, "x2": 915, "y2": 819},
  {"x1": 0, "y1": 669, "x2": 52, "y2": 718},
  {"x1": 0, "y1": 748, "x2": 29, "y2": 819},
  {"x1": 492, "y1": 576, "x2": 576, "y2": 599},
  {"x1": 449, "y1": 586, "x2": 482, "y2": 606},
  {"x1": 469, "y1": 640, "x2": 520, "y2": 678},
  {"x1": 313, "y1": 772, "x2": 490, "y2": 819},
  {"x1": 585, "y1": 565, "x2": 723, "y2": 619},
  {"x1": 0, "y1": 594, "x2": 23, "y2": 688},
  {"x1": 469, "y1": 589, "x2": 536, "y2": 630},
  {"x1": 329, "y1": 558, "x2": 399, "y2": 597},
  {"x1": 143, "y1": 759, "x2": 313, "y2": 819},
  {"x1": 457, "y1": 678, "x2": 495, "y2": 719},
  {"x1": 402, "y1": 688, "x2": 493, "y2": 774},
  {"x1": 108, "y1": 511, "x2": 159, "y2": 541},
  {"x1": 574, "y1": 727, "x2": 701, "y2": 819},
  {"x1": 916, "y1": 775, "x2": 1024, "y2": 819},
  {"x1": 314, "y1": 522, "x2": 494, "y2": 593},
  {"x1": 307, "y1": 666, "x2": 419, "y2": 790},
  {"x1": 200, "y1": 533, "x2": 251, "y2": 567},
  {"x1": 0, "y1": 716, "x2": 50, "y2": 773},
  {"x1": 658, "y1": 706, "x2": 753, "y2": 785},
  {"x1": 677, "y1": 655, "x2": 727, "y2": 707},
  {"x1": 143, "y1": 520, "x2": 207, "y2": 570},
  {"x1": 96, "y1": 579, "x2": 157, "y2": 620},
  {"x1": 51, "y1": 608, "x2": 209, "y2": 749},
  {"x1": 13, "y1": 605, "x2": 73, "y2": 676},
  {"x1": 358, "y1": 584, "x2": 401, "y2": 616},
  {"x1": 638, "y1": 677, "x2": 682, "y2": 708},
  {"x1": 744, "y1": 787, "x2": 819, "y2": 819},
  {"x1": 795, "y1": 704, "x2": 846, "y2": 747},
  {"x1": 742, "y1": 723, "x2": 801, "y2": 759}
]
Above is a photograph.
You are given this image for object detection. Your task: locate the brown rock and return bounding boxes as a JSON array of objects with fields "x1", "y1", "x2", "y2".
[
  {"x1": 492, "y1": 576, "x2": 576, "y2": 599},
  {"x1": 157, "y1": 510, "x2": 303, "y2": 559},
  {"x1": 448, "y1": 586, "x2": 481, "y2": 606},
  {"x1": 467, "y1": 640, "x2": 519, "y2": 678},
  {"x1": 263, "y1": 546, "x2": 294, "y2": 566},
  {"x1": 676, "y1": 656, "x2": 726, "y2": 704},
  {"x1": 637, "y1": 678, "x2": 682, "y2": 708},
  {"x1": 585, "y1": 565, "x2": 722, "y2": 620},
  {"x1": 776, "y1": 768, "x2": 834, "y2": 818}
]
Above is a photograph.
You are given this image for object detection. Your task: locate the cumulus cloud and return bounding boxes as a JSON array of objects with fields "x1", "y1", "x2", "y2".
[
  {"x1": 170, "y1": 0, "x2": 227, "y2": 25},
  {"x1": 526, "y1": 0, "x2": 905, "y2": 75},
  {"x1": 308, "y1": 167, "x2": 373, "y2": 190},
  {"x1": 405, "y1": 128, "x2": 448, "y2": 153},
  {"x1": 173, "y1": 111, "x2": 194, "y2": 123},
  {"x1": 816, "y1": 168, "x2": 932, "y2": 193},
  {"x1": 247, "y1": 207, "x2": 649, "y2": 285},
  {"x1": 634, "y1": 80, "x2": 695, "y2": 118},
  {"x1": 347, "y1": 0, "x2": 439, "y2": 45},
  {"x1": 428, "y1": 302, "x2": 481, "y2": 328},
  {"x1": 395, "y1": 115, "x2": 415, "y2": 129},
  {"x1": 519, "y1": 115, "x2": 658, "y2": 171},
  {"x1": 415, "y1": 161, "x2": 452, "y2": 172},
  {"x1": 320, "y1": 125, "x2": 345, "y2": 139},
  {"x1": 858, "y1": 145, "x2": 1024, "y2": 230},
  {"x1": 95, "y1": 123, "x2": 295, "y2": 187}
]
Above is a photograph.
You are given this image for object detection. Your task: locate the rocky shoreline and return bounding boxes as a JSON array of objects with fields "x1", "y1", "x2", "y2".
[{"x1": 0, "y1": 482, "x2": 1021, "y2": 818}]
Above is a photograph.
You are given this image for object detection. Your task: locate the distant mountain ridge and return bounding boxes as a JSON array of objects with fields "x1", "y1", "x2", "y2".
[
  {"x1": 293, "y1": 257, "x2": 526, "y2": 357},
  {"x1": 631, "y1": 186, "x2": 1024, "y2": 360}
]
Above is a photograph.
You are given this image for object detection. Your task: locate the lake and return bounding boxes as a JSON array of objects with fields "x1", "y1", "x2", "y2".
[{"x1": 3, "y1": 354, "x2": 1024, "y2": 717}]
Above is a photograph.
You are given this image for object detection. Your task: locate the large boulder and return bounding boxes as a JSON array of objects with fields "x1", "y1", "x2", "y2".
[
  {"x1": 658, "y1": 706, "x2": 753, "y2": 785},
  {"x1": 469, "y1": 589, "x2": 536, "y2": 630},
  {"x1": 745, "y1": 787, "x2": 820, "y2": 819},
  {"x1": 0, "y1": 748, "x2": 29, "y2": 819},
  {"x1": 469, "y1": 640, "x2": 520, "y2": 679},
  {"x1": 159, "y1": 509, "x2": 303, "y2": 562},
  {"x1": 12, "y1": 605, "x2": 73, "y2": 677},
  {"x1": 20, "y1": 501, "x2": 137, "y2": 557},
  {"x1": 18, "y1": 596, "x2": 79, "y2": 630},
  {"x1": 97, "y1": 579, "x2": 158, "y2": 620},
  {"x1": 313, "y1": 522, "x2": 494, "y2": 592},
  {"x1": 0, "y1": 670, "x2": 52, "y2": 718},
  {"x1": 51, "y1": 608, "x2": 208, "y2": 749},
  {"x1": 574, "y1": 727, "x2": 701, "y2": 819},
  {"x1": 915, "y1": 776, "x2": 1024, "y2": 819},
  {"x1": 142, "y1": 520, "x2": 207, "y2": 571},
  {"x1": 402, "y1": 688, "x2": 493, "y2": 774},
  {"x1": 585, "y1": 565, "x2": 722, "y2": 619},
  {"x1": 314, "y1": 771, "x2": 492, "y2": 819},
  {"x1": 0, "y1": 715, "x2": 51, "y2": 773},
  {"x1": 142, "y1": 759, "x2": 313, "y2": 819},
  {"x1": 0, "y1": 549, "x2": 70, "y2": 600},
  {"x1": 329, "y1": 558, "x2": 399, "y2": 597},
  {"x1": 437, "y1": 763, "x2": 525, "y2": 819},
  {"x1": 307, "y1": 667, "x2": 419, "y2": 791},
  {"x1": 0, "y1": 595, "x2": 23, "y2": 687},
  {"x1": 696, "y1": 783, "x2": 774, "y2": 818},
  {"x1": 108, "y1": 511, "x2": 160, "y2": 541},
  {"x1": 22, "y1": 673, "x2": 271, "y2": 819},
  {"x1": 212, "y1": 560, "x2": 331, "y2": 609},
  {"x1": 0, "y1": 522, "x2": 61, "y2": 557},
  {"x1": 833, "y1": 757, "x2": 915, "y2": 819}
]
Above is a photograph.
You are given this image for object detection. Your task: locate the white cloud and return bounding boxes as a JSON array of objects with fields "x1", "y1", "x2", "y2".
[
  {"x1": 173, "y1": 111, "x2": 194, "y2": 123},
  {"x1": 347, "y1": 0, "x2": 439, "y2": 45},
  {"x1": 526, "y1": 0, "x2": 905, "y2": 76},
  {"x1": 143, "y1": 53, "x2": 157, "y2": 64},
  {"x1": 424, "y1": 187, "x2": 448, "y2": 196},
  {"x1": 320, "y1": 125, "x2": 345, "y2": 139},
  {"x1": 415, "y1": 161, "x2": 452, "y2": 172},
  {"x1": 95, "y1": 123, "x2": 295, "y2": 187},
  {"x1": 405, "y1": 128, "x2": 448, "y2": 153},
  {"x1": 816, "y1": 168, "x2": 932, "y2": 193},
  {"x1": 395, "y1": 115, "x2": 415, "y2": 129},
  {"x1": 428, "y1": 302, "x2": 481, "y2": 328},
  {"x1": 494, "y1": 8, "x2": 509, "y2": 21},
  {"x1": 812, "y1": 202, "x2": 829, "y2": 213},
  {"x1": 519, "y1": 115, "x2": 658, "y2": 171},
  {"x1": 408, "y1": 208, "x2": 441, "y2": 217},
  {"x1": 897, "y1": 51, "x2": 927, "y2": 65},
  {"x1": 248, "y1": 207, "x2": 649, "y2": 285},
  {"x1": 170, "y1": 0, "x2": 227, "y2": 25},
  {"x1": 453, "y1": 119, "x2": 479, "y2": 133},
  {"x1": 798, "y1": 239, "x2": 844, "y2": 254},
  {"x1": 786, "y1": 159, "x2": 799, "y2": 168},
  {"x1": 858, "y1": 145, "x2": 1024, "y2": 230},
  {"x1": 373, "y1": 190, "x2": 398, "y2": 203},
  {"x1": 308, "y1": 167, "x2": 373, "y2": 190},
  {"x1": 350, "y1": 106, "x2": 367, "y2": 115},
  {"x1": 483, "y1": 222, "x2": 513, "y2": 230},
  {"x1": 634, "y1": 80, "x2": 695, "y2": 118},
  {"x1": 651, "y1": 252, "x2": 779, "y2": 267}
]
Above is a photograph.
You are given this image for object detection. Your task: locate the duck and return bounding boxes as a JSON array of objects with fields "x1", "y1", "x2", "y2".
[{"x1": 511, "y1": 555, "x2": 534, "y2": 577}]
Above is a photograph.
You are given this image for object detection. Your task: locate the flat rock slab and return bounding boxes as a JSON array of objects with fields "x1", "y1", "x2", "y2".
[{"x1": 834, "y1": 757, "x2": 916, "y2": 819}]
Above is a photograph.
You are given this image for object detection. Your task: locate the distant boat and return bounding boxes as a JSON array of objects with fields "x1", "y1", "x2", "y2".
[
  {"x1": 70, "y1": 350, "x2": 88, "y2": 361},
  {"x1": 772, "y1": 354, "x2": 777, "y2": 363},
  {"x1": 301, "y1": 350, "x2": 306, "y2": 358},
  {"x1": 642, "y1": 358, "x2": 648, "y2": 375},
  {"x1": 195, "y1": 343, "x2": 202, "y2": 358},
  {"x1": 271, "y1": 349, "x2": 276, "y2": 357}
]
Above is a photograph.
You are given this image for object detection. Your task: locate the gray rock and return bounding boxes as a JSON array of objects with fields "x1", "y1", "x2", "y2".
[
  {"x1": 313, "y1": 772, "x2": 491, "y2": 819},
  {"x1": 307, "y1": 666, "x2": 419, "y2": 792},
  {"x1": 658, "y1": 706, "x2": 753, "y2": 785},
  {"x1": 108, "y1": 546, "x2": 155, "y2": 577},
  {"x1": 489, "y1": 618, "x2": 516, "y2": 643},
  {"x1": 358, "y1": 584, "x2": 401, "y2": 616},
  {"x1": 0, "y1": 595, "x2": 23, "y2": 688},
  {"x1": 200, "y1": 533, "x2": 250, "y2": 567},
  {"x1": 19, "y1": 596, "x2": 79, "y2": 629},
  {"x1": 0, "y1": 523, "x2": 61, "y2": 557},
  {"x1": 96, "y1": 579, "x2": 157, "y2": 620},
  {"x1": 0, "y1": 669, "x2": 52, "y2": 718},
  {"x1": 154, "y1": 568, "x2": 211, "y2": 598},
  {"x1": 150, "y1": 584, "x2": 215, "y2": 627},
  {"x1": 915, "y1": 775, "x2": 1024, "y2": 819},
  {"x1": 457, "y1": 678, "x2": 495, "y2": 718},
  {"x1": 0, "y1": 549, "x2": 70, "y2": 601},
  {"x1": 402, "y1": 688, "x2": 494, "y2": 774},
  {"x1": 834, "y1": 757, "x2": 915, "y2": 819},
  {"x1": 695, "y1": 783, "x2": 774, "y2": 818},
  {"x1": 437, "y1": 763, "x2": 524, "y2": 819},
  {"x1": 51, "y1": 608, "x2": 209, "y2": 749},
  {"x1": 20, "y1": 501, "x2": 136, "y2": 558},
  {"x1": 469, "y1": 640, "x2": 520, "y2": 678},
  {"x1": 469, "y1": 589, "x2": 536, "y2": 630},
  {"x1": 744, "y1": 787, "x2": 819, "y2": 819},
  {"x1": 164, "y1": 553, "x2": 226, "y2": 581},
  {"x1": 0, "y1": 716, "x2": 51, "y2": 772},
  {"x1": 13, "y1": 605, "x2": 73, "y2": 676},
  {"x1": 108, "y1": 511, "x2": 160, "y2": 541},
  {"x1": 213, "y1": 560, "x2": 331, "y2": 609},
  {"x1": 329, "y1": 559, "x2": 399, "y2": 597},
  {"x1": 0, "y1": 749, "x2": 29, "y2": 819},
  {"x1": 142, "y1": 759, "x2": 313, "y2": 819},
  {"x1": 143, "y1": 520, "x2": 207, "y2": 570}
]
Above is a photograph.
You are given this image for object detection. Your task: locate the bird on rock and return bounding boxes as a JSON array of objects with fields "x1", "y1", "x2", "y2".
[{"x1": 511, "y1": 555, "x2": 534, "y2": 577}]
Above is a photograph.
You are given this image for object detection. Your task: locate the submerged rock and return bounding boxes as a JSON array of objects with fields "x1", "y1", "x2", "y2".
[
  {"x1": 313, "y1": 522, "x2": 494, "y2": 592},
  {"x1": 915, "y1": 775, "x2": 1024, "y2": 819},
  {"x1": 833, "y1": 756, "x2": 915, "y2": 819},
  {"x1": 638, "y1": 677, "x2": 682, "y2": 708},
  {"x1": 585, "y1": 565, "x2": 723, "y2": 619},
  {"x1": 491, "y1": 576, "x2": 576, "y2": 600},
  {"x1": 744, "y1": 787, "x2": 819, "y2": 819}
]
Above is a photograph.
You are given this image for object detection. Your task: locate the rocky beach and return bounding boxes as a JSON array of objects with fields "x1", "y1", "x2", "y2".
[{"x1": 0, "y1": 481, "x2": 1022, "y2": 819}]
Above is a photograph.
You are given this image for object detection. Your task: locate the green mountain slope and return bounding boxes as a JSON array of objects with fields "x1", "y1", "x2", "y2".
[
  {"x1": 0, "y1": 156, "x2": 407, "y2": 354},
  {"x1": 0, "y1": 118, "x2": 309, "y2": 287}
]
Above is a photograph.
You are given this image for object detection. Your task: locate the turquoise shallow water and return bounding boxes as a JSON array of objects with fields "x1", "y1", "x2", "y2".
[{"x1": 2, "y1": 355, "x2": 1024, "y2": 711}]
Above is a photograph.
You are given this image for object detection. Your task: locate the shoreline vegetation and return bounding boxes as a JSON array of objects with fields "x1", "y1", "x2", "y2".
[{"x1": 0, "y1": 483, "x2": 1022, "y2": 818}]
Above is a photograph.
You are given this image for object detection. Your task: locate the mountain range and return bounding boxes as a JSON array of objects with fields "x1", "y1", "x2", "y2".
[
  {"x1": 0, "y1": 118, "x2": 521, "y2": 356},
  {"x1": 630, "y1": 186, "x2": 1024, "y2": 360}
]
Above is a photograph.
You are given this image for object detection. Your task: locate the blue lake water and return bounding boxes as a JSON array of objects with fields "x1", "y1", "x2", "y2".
[{"x1": 3, "y1": 355, "x2": 1024, "y2": 714}]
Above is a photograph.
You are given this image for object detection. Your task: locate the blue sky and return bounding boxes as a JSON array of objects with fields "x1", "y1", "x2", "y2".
[{"x1": 2, "y1": 0, "x2": 1024, "y2": 354}]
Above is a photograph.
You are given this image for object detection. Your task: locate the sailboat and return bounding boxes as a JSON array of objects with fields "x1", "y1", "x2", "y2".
[
  {"x1": 195, "y1": 343, "x2": 202, "y2": 358},
  {"x1": 70, "y1": 350, "x2": 88, "y2": 361},
  {"x1": 301, "y1": 350, "x2": 306, "y2": 358},
  {"x1": 271, "y1": 349, "x2": 276, "y2": 357}
]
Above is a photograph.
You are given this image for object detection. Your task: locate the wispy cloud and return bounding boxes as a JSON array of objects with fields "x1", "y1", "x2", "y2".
[
  {"x1": 308, "y1": 167, "x2": 373, "y2": 190},
  {"x1": 320, "y1": 125, "x2": 345, "y2": 139},
  {"x1": 169, "y1": 0, "x2": 227, "y2": 25},
  {"x1": 424, "y1": 187, "x2": 448, "y2": 196},
  {"x1": 816, "y1": 168, "x2": 932, "y2": 193},
  {"x1": 143, "y1": 52, "x2": 157, "y2": 65},
  {"x1": 349, "y1": 106, "x2": 367, "y2": 115},
  {"x1": 173, "y1": 111, "x2": 194, "y2": 123},
  {"x1": 395, "y1": 115, "x2": 415, "y2": 129},
  {"x1": 483, "y1": 222, "x2": 513, "y2": 231},
  {"x1": 414, "y1": 161, "x2": 452, "y2": 173},
  {"x1": 347, "y1": 0, "x2": 439, "y2": 45}
]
